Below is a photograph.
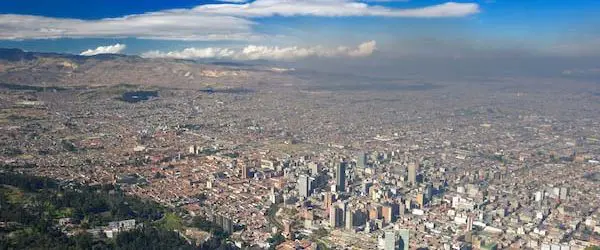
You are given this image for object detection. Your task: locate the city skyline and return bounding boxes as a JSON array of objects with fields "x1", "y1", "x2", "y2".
[{"x1": 1, "y1": 1, "x2": 600, "y2": 250}]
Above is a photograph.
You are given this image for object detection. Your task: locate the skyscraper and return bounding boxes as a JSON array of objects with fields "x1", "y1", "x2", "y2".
[
  {"x1": 330, "y1": 206, "x2": 342, "y2": 228},
  {"x1": 424, "y1": 183, "x2": 433, "y2": 203},
  {"x1": 241, "y1": 163, "x2": 249, "y2": 179},
  {"x1": 324, "y1": 192, "x2": 334, "y2": 212},
  {"x1": 416, "y1": 193, "x2": 424, "y2": 209},
  {"x1": 308, "y1": 162, "x2": 319, "y2": 176},
  {"x1": 357, "y1": 152, "x2": 367, "y2": 168},
  {"x1": 466, "y1": 214, "x2": 474, "y2": 232},
  {"x1": 382, "y1": 205, "x2": 393, "y2": 223},
  {"x1": 559, "y1": 187, "x2": 569, "y2": 200},
  {"x1": 222, "y1": 216, "x2": 233, "y2": 234},
  {"x1": 298, "y1": 174, "x2": 313, "y2": 198},
  {"x1": 336, "y1": 161, "x2": 347, "y2": 192},
  {"x1": 399, "y1": 202, "x2": 406, "y2": 217},
  {"x1": 345, "y1": 208, "x2": 354, "y2": 230},
  {"x1": 407, "y1": 162, "x2": 417, "y2": 185},
  {"x1": 398, "y1": 229, "x2": 410, "y2": 250},
  {"x1": 383, "y1": 230, "x2": 397, "y2": 250}
]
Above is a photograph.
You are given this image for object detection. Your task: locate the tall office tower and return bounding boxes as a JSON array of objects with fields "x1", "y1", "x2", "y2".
[
  {"x1": 466, "y1": 215, "x2": 474, "y2": 232},
  {"x1": 298, "y1": 174, "x2": 313, "y2": 198},
  {"x1": 270, "y1": 187, "x2": 282, "y2": 204},
  {"x1": 222, "y1": 217, "x2": 233, "y2": 234},
  {"x1": 398, "y1": 229, "x2": 410, "y2": 250},
  {"x1": 345, "y1": 209, "x2": 354, "y2": 230},
  {"x1": 357, "y1": 152, "x2": 367, "y2": 168},
  {"x1": 308, "y1": 162, "x2": 319, "y2": 176},
  {"x1": 399, "y1": 202, "x2": 406, "y2": 217},
  {"x1": 324, "y1": 192, "x2": 334, "y2": 212},
  {"x1": 559, "y1": 187, "x2": 569, "y2": 200},
  {"x1": 336, "y1": 161, "x2": 347, "y2": 192},
  {"x1": 408, "y1": 162, "x2": 417, "y2": 186},
  {"x1": 425, "y1": 183, "x2": 433, "y2": 202},
  {"x1": 241, "y1": 163, "x2": 249, "y2": 179},
  {"x1": 329, "y1": 206, "x2": 337, "y2": 228},
  {"x1": 382, "y1": 205, "x2": 393, "y2": 223},
  {"x1": 330, "y1": 206, "x2": 343, "y2": 228},
  {"x1": 383, "y1": 230, "x2": 397, "y2": 250},
  {"x1": 534, "y1": 190, "x2": 544, "y2": 202},
  {"x1": 416, "y1": 193, "x2": 424, "y2": 209}
]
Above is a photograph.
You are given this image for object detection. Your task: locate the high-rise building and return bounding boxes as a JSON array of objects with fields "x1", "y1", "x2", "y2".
[
  {"x1": 425, "y1": 183, "x2": 433, "y2": 202},
  {"x1": 534, "y1": 190, "x2": 544, "y2": 202},
  {"x1": 399, "y1": 202, "x2": 406, "y2": 217},
  {"x1": 298, "y1": 174, "x2": 313, "y2": 198},
  {"x1": 383, "y1": 230, "x2": 397, "y2": 250},
  {"x1": 369, "y1": 205, "x2": 381, "y2": 220},
  {"x1": 336, "y1": 161, "x2": 347, "y2": 192},
  {"x1": 241, "y1": 163, "x2": 250, "y2": 179},
  {"x1": 308, "y1": 162, "x2": 320, "y2": 176},
  {"x1": 357, "y1": 152, "x2": 367, "y2": 168},
  {"x1": 559, "y1": 187, "x2": 569, "y2": 200},
  {"x1": 345, "y1": 209, "x2": 354, "y2": 231},
  {"x1": 466, "y1": 215, "x2": 474, "y2": 232},
  {"x1": 270, "y1": 187, "x2": 282, "y2": 204},
  {"x1": 382, "y1": 205, "x2": 393, "y2": 223},
  {"x1": 408, "y1": 162, "x2": 417, "y2": 185},
  {"x1": 416, "y1": 193, "x2": 424, "y2": 209},
  {"x1": 329, "y1": 206, "x2": 343, "y2": 228},
  {"x1": 398, "y1": 229, "x2": 410, "y2": 250},
  {"x1": 324, "y1": 192, "x2": 334, "y2": 212},
  {"x1": 222, "y1": 217, "x2": 233, "y2": 234}
]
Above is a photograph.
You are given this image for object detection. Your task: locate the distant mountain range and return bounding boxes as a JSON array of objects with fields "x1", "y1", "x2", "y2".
[{"x1": 0, "y1": 48, "x2": 293, "y2": 89}]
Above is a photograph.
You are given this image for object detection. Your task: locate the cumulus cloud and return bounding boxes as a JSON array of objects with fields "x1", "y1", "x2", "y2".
[
  {"x1": 142, "y1": 40, "x2": 377, "y2": 61},
  {"x1": 142, "y1": 47, "x2": 238, "y2": 59},
  {"x1": 80, "y1": 43, "x2": 127, "y2": 56},
  {"x1": 0, "y1": 1, "x2": 479, "y2": 41}
]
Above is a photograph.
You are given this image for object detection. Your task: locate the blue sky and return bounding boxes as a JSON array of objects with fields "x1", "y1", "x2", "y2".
[{"x1": 0, "y1": 0, "x2": 599, "y2": 61}]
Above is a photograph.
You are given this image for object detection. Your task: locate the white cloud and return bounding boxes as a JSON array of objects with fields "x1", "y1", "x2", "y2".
[
  {"x1": 141, "y1": 40, "x2": 377, "y2": 61},
  {"x1": 0, "y1": 12, "x2": 254, "y2": 41},
  {"x1": 142, "y1": 47, "x2": 238, "y2": 59},
  {"x1": 80, "y1": 43, "x2": 127, "y2": 56},
  {"x1": 0, "y1": 1, "x2": 479, "y2": 41},
  {"x1": 193, "y1": 1, "x2": 480, "y2": 18}
]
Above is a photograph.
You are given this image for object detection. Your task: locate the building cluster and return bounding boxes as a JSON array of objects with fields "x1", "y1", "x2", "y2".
[{"x1": 1, "y1": 74, "x2": 600, "y2": 249}]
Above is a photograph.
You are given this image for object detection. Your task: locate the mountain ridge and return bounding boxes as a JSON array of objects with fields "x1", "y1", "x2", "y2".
[{"x1": 0, "y1": 48, "x2": 295, "y2": 90}]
